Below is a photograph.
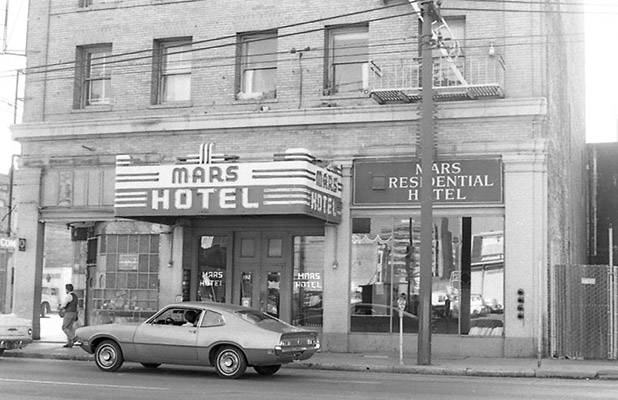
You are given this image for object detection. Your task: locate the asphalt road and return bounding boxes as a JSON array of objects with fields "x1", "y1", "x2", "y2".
[{"x1": 1, "y1": 358, "x2": 617, "y2": 400}]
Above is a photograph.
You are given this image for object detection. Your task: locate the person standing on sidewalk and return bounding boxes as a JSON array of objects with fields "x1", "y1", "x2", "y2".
[{"x1": 59, "y1": 284, "x2": 78, "y2": 348}]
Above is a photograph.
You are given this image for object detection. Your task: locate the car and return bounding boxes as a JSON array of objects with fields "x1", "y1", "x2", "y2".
[
  {"x1": 0, "y1": 313, "x2": 33, "y2": 356},
  {"x1": 450, "y1": 294, "x2": 490, "y2": 318},
  {"x1": 74, "y1": 302, "x2": 320, "y2": 379},
  {"x1": 41, "y1": 286, "x2": 60, "y2": 317}
]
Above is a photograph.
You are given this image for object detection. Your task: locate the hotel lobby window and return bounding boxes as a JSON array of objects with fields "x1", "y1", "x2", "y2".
[
  {"x1": 351, "y1": 215, "x2": 504, "y2": 336},
  {"x1": 292, "y1": 236, "x2": 324, "y2": 328}
]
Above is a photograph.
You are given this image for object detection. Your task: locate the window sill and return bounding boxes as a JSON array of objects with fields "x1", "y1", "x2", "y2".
[
  {"x1": 233, "y1": 97, "x2": 278, "y2": 105},
  {"x1": 71, "y1": 104, "x2": 113, "y2": 113},
  {"x1": 321, "y1": 91, "x2": 370, "y2": 101},
  {"x1": 148, "y1": 101, "x2": 193, "y2": 110}
]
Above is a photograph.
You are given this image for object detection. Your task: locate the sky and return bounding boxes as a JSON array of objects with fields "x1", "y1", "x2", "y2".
[{"x1": 0, "y1": 1, "x2": 617, "y2": 176}]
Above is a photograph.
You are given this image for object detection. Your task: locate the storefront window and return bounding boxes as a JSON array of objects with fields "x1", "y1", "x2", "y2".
[
  {"x1": 90, "y1": 234, "x2": 160, "y2": 324},
  {"x1": 292, "y1": 236, "x2": 324, "y2": 328},
  {"x1": 197, "y1": 236, "x2": 228, "y2": 303},
  {"x1": 351, "y1": 215, "x2": 504, "y2": 336}
]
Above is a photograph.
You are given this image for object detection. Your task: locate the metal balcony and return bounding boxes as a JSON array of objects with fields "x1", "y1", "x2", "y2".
[{"x1": 369, "y1": 56, "x2": 505, "y2": 104}]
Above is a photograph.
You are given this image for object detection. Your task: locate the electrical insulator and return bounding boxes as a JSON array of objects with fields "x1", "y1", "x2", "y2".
[{"x1": 516, "y1": 288, "x2": 525, "y2": 319}]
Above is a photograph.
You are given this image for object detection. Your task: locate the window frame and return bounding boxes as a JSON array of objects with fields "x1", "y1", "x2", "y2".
[
  {"x1": 324, "y1": 24, "x2": 369, "y2": 95},
  {"x1": 74, "y1": 44, "x2": 112, "y2": 109},
  {"x1": 236, "y1": 31, "x2": 278, "y2": 100},
  {"x1": 152, "y1": 37, "x2": 193, "y2": 105}
]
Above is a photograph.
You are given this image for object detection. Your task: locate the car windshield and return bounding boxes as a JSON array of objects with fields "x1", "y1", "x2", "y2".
[{"x1": 235, "y1": 309, "x2": 290, "y2": 331}]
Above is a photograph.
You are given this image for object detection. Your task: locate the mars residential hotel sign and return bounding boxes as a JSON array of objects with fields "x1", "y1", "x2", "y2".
[
  {"x1": 353, "y1": 158, "x2": 503, "y2": 205},
  {"x1": 114, "y1": 144, "x2": 342, "y2": 223}
]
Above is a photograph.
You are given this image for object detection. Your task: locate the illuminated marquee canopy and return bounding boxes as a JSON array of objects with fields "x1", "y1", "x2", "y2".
[{"x1": 114, "y1": 144, "x2": 343, "y2": 224}]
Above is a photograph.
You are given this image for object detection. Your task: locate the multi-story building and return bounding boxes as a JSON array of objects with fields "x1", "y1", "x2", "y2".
[{"x1": 11, "y1": 0, "x2": 586, "y2": 357}]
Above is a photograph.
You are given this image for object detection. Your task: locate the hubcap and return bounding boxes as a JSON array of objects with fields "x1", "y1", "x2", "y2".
[
  {"x1": 98, "y1": 345, "x2": 116, "y2": 368},
  {"x1": 218, "y1": 350, "x2": 239, "y2": 374}
]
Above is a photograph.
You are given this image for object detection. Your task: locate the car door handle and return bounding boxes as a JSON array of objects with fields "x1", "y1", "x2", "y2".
[{"x1": 188, "y1": 329, "x2": 197, "y2": 334}]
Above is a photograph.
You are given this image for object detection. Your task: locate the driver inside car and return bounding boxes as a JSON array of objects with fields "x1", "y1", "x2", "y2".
[{"x1": 182, "y1": 310, "x2": 200, "y2": 327}]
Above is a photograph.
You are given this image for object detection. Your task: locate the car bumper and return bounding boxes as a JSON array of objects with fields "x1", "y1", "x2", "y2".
[
  {"x1": 245, "y1": 345, "x2": 319, "y2": 366},
  {"x1": 0, "y1": 338, "x2": 32, "y2": 350}
]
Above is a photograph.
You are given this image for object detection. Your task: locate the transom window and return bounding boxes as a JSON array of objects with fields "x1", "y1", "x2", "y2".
[
  {"x1": 326, "y1": 24, "x2": 369, "y2": 94},
  {"x1": 237, "y1": 32, "x2": 277, "y2": 100}
]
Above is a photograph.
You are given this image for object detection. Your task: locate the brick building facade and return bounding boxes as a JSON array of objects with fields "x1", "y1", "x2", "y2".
[{"x1": 11, "y1": 0, "x2": 586, "y2": 357}]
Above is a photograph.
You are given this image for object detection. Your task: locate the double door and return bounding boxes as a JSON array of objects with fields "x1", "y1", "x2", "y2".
[{"x1": 232, "y1": 231, "x2": 292, "y2": 322}]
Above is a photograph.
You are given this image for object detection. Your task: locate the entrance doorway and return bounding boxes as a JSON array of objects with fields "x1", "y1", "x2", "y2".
[{"x1": 232, "y1": 231, "x2": 292, "y2": 321}]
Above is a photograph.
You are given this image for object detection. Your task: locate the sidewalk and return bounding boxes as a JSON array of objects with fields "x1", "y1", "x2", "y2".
[{"x1": 4, "y1": 341, "x2": 618, "y2": 380}]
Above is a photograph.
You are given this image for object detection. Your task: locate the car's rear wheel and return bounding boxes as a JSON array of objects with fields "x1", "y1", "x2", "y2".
[
  {"x1": 94, "y1": 340, "x2": 124, "y2": 372},
  {"x1": 141, "y1": 363, "x2": 161, "y2": 369},
  {"x1": 254, "y1": 365, "x2": 281, "y2": 376},
  {"x1": 214, "y1": 346, "x2": 247, "y2": 379}
]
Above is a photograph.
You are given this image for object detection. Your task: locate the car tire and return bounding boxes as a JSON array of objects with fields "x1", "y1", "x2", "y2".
[
  {"x1": 94, "y1": 340, "x2": 124, "y2": 372},
  {"x1": 214, "y1": 346, "x2": 247, "y2": 379},
  {"x1": 254, "y1": 365, "x2": 281, "y2": 376},
  {"x1": 141, "y1": 363, "x2": 161, "y2": 369}
]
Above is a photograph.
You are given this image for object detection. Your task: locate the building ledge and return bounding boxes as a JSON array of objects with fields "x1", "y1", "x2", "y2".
[{"x1": 12, "y1": 97, "x2": 546, "y2": 142}]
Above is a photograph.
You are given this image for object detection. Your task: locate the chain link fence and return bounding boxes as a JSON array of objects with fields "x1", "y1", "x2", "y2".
[{"x1": 549, "y1": 264, "x2": 618, "y2": 360}]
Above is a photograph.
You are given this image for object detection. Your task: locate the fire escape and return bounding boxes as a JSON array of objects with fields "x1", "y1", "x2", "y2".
[{"x1": 370, "y1": 0, "x2": 505, "y2": 104}]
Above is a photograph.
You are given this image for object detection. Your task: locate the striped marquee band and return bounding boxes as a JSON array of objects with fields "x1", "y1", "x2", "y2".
[{"x1": 114, "y1": 147, "x2": 343, "y2": 224}]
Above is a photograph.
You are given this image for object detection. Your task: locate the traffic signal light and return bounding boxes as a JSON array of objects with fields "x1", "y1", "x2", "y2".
[{"x1": 516, "y1": 289, "x2": 525, "y2": 319}]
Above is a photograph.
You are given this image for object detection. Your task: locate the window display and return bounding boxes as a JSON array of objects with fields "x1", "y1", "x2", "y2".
[
  {"x1": 351, "y1": 215, "x2": 503, "y2": 336},
  {"x1": 292, "y1": 236, "x2": 324, "y2": 328}
]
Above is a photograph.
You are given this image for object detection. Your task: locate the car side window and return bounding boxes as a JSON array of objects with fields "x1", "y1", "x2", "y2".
[
  {"x1": 200, "y1": 310, "x2": 225, "y2": 327},
  {"x1": 152, "y1": 308, "x2": 187, "y2": 326}
]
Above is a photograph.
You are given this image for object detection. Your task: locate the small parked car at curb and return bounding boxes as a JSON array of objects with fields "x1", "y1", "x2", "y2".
[
  {"x1": 0, "y1": 313, "x2": 33, "y2": 356},
  {"x1": 74, "y1": 302, "x2": 320, "y2": 379}
]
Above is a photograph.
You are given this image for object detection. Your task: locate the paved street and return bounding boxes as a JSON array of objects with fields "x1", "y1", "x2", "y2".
[{"x1": 1, "y1": 358, "x2": 617, "y2": 400}]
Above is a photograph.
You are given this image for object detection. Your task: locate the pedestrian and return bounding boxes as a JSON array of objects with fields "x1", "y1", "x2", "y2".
[{"x1": 59, "y1": 283, "x2": 78, "y2": 348}]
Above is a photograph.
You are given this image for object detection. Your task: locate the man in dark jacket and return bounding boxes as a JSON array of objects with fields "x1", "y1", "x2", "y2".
[{"x1": 59, "y1": 284, "x2": 78, "y2": 348}]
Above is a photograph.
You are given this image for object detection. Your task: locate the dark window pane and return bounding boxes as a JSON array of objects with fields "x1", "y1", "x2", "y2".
[
  {"x1": 138, "y1": 235, "x2": 150, "y2": 253},
  {"x1": 118, "y1": 235, "x2": 129, "y2": 253},
  {"x1": 267, "y1": 238, "x2": 282, "y2": 257},
  {"x1": 241, "y1": 238, "x2": 255, "y2": 257},
  {"x1": 149, "y1": 255, "x2": 159, "y2": 272},
  {"x1": 150, "y1": 235, "x2": 159, "y2": 253},
  {"x1": 100, "y1": 235, "x2": 107, "y2": 253},
  {"x1": 127, "y1": 273, "x2": 137, "y2": 289},
  {"x1": 148, "y1": 274, "x2": 158, "y2": 289},
  {"x1": 106, "y1": 254, "x2": 118, "y2": 272},
  {"x1": 138, "y1": 274, "x2": 149, "y2": 289},
  {"x1": 117, "y1": 272, "x2": 127, "y2": 289},
  {"x1": 128, "y1": 236, "x2": 139, "y2": 253},
  {"x1": 138, "y1": 254, "x2": 149, "y2": 272},
  {"x1": 107, "y1": 235, "x2": 118, "y2": 253},
  {"x1": 106, "y1": 273, "x2": 116, "y2": 289}
]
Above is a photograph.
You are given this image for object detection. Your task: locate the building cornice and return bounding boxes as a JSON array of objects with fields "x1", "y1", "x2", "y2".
[{"x1": 12, "y1": 98, "x2": 547, "y2": 142}]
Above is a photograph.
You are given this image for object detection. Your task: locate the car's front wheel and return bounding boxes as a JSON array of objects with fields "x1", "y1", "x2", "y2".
[
  {"x1": 94, "y1": 340, "x2": 124, "y2": 372},
  {"x1": 214, "y1": 346, "x2": 247, "y2": 379},
  {"x1": 141, "y1": 363, "x2": 161, "y2": 369},
  {"x1": 254, "y1": 365, "x2": 281, "y2": 376}
]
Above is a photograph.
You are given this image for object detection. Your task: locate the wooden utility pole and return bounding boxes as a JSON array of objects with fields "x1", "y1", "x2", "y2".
[{"x1": 417, "y1": 0, "x2": 435, "y2": 366}]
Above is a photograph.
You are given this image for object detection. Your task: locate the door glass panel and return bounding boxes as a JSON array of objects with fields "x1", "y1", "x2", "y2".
[
  {"x1": 241, "y1": 238, "x2": 255, "y2": 257},
  {"x1": 240, "y1": 272, "x2": 253, "y2": 307},
  {"x1": 267, "y1": 238, "x2": 283, "y2": 257},
  {"x1": 197, "y1": 236, "x2": 228, "y2": 303},
  {"x1": 265, "y1": 272, "x2": 280, "y2": 318},
  {"x1": 292, "y1": 236, "x2": 324, "y2": 328}
]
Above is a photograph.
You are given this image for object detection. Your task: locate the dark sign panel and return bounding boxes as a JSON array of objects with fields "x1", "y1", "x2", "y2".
[{"x1": 353, "y1": 158, "x2": 503, "y2": 206}]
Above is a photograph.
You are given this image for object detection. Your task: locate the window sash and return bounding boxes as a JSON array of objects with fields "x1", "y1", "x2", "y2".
[
  {"x1": 327, "y1": 25, "x2": 368, "y2": 93},
  {"x1": 239, "y1": 33, "x2": 277, "y2": 96},
  {"x1": 83, "y1": 48, "x2": 111, "y2": 105},
  {"x1": 157, "y1": 40, "x2": 192, "y2": 103}
]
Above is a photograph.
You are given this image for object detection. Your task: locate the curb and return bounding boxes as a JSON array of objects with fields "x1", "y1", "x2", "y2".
[{"x1": 4, "y1": 351, "x2": 618, "y2": 380}]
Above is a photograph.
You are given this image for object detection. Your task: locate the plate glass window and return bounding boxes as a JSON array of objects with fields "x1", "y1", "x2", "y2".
[
  {"x1": 326, "y1": 25, "x2": 369, "y2": 94},
  {"x1": 238, "y1": 32, "x2": 277, "y2": 99}
]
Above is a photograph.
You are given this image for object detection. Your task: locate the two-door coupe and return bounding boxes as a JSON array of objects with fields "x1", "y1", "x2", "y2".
[
  {"x1": 74, "y1": 302, "x2": 320, "y2": 378},
  {"x1": 0, "y1": 313, "x2": 32, "y2": 356}
]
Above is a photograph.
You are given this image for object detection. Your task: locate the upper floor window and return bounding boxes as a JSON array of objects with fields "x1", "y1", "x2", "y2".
[
  {"x1": 325, "y1": 24, "x2": 369, "y2": 95},
  {"x1": 237, "y1": 32, "x2": 277, "y2": 100},
  {"x1": 74, "y1": 44, "x2": 112, "y2": 108},
  {"x1": 152, "y1": 38, "x2": 192, "y2": 104}
]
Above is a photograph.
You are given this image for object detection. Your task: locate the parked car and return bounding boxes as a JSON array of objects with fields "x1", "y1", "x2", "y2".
[
  {"x1": 0, "y1": 313, "x2": 33, "y2": 356},
  {"x1": 41, "y1": 286, "x2": 60, "y2": 317},
  {"x1": 450, "y1": 294, "x2": 490, "y2": 318},
  {"x1": 74, "y1": 302, "x2": 320, "y2": 379}
]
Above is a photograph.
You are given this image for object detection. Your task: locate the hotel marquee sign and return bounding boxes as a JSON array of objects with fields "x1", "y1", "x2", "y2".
[
  {"x1": 114, "y1": 145, "x2": 342, "y2": 223},
  {"x1": 353, "y1": 158, "x2": 503, "y2": 206}
]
